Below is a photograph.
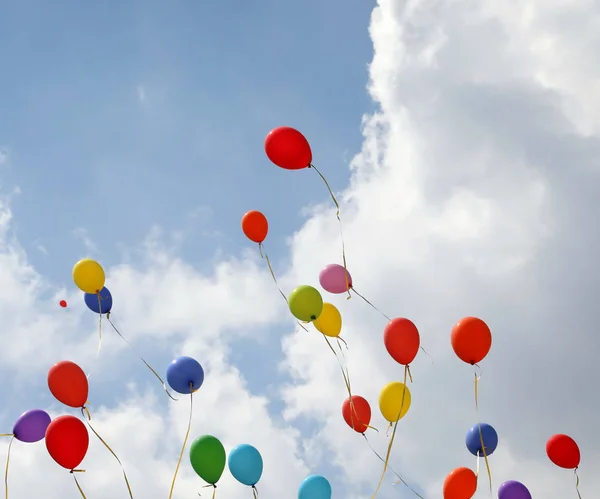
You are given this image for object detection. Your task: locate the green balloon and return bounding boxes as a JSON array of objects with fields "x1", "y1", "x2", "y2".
[
  {"x1": 189, "y1": 435, "x2": 226, "y2": 485},
  {"x1": 288, "y1": 285, "x2": 324, "y2": 322}
]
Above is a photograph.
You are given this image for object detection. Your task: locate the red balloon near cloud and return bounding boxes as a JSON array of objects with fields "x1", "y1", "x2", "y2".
[{"x1": 59, "y1": 300, "x2": 67, "y2": 308}]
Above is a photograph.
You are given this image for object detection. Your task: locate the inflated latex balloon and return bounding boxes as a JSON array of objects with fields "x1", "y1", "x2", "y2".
[
  {"x1": 451, "y1": 317, "x2": 492, "y2": 365},
  {"x1": 166, "y1": 356, "x2": 204, "y2": 395},
  {"x1": 466, "y1": 423, "x2": 498, "y2": 457},
  {"x1": 265, "y1": 127, "x2": 312, "y2": 170},
  {"x1": 241, "y1": 210, "x2": 268, "y2": 244},
  {"x1": 45, "y1": 415, "x2": 89, "y2": 470},
  {"x1": 319, "y1": 264, "x2": 352, "y2": 294},
  {"x1": 443, "y1": 467, "x2": 477, "y2": 499},
  {"x1": 189, "y1": 435, "x2": 226, "y2": 485},
  {"x1": 498, "y1": 480, "x2": 532, "y2": 499},
  {"x1": 341, "y1": 395, "x2": 371, "y2": 433},
  {"x1": 228, "y1": 444, "x2": 263, "y2": 486},
  {"x1": 384, "y1": 318, "x2": 420, "y2": 366},
  {"x1": 13, "y1": 409, "x2": 51, "y2": 443},
  {"x1": 72, "y1": 258, "x2": 105, "y2": 294},
  {"x1": 378, "y1": 382, "x2": 411, "y2": 423},
  {"x1": 288, "y1": 285, "x2": 323, "y2": 322},
  {"x1": 546, "y1": 434, "x2": 580, "y2": 469},
  {"x1": 84, "y1": 286, "x2": 112, "y2": 315},
  {"x1": 312, "y1": 303, "x2": 342, "y2": 337},
  {"x1": 47, "y1": 361, "x2": 89, "y2": 408},
  {"x1": 298, "y1": 475, "x2": 331, "y2": 499}
]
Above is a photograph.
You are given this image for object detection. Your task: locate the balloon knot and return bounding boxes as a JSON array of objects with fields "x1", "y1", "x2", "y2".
[{"x1": 310, "y1": 315, "x2": 316, "y2": 320}]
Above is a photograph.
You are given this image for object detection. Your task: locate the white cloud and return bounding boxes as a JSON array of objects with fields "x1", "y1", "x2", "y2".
[
  {"x1": 1, "y1": 0, "x2": 600, "y2": 498},
  {"x1": 72, "y1": 227, "x2": 99, "y2": 254}
]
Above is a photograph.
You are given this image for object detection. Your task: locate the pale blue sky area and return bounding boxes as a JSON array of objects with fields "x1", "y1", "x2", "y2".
[{"x1": 0, "y1": 0, "x2": 378, "y2": 494}]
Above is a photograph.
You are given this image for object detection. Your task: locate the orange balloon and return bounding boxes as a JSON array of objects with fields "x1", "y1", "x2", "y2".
[
  {"x1": 241, "y1": 210, "x2": 268, "y2": 244},
  {"x1": 443, "y1": 467, "x2": 477, "y2": 499},
  {"x1": 451, "y1": 317, "x2": 492, "y2": 365},
  {"x1": 383, "y1": 318, "x2": 420, "y2": 365}
]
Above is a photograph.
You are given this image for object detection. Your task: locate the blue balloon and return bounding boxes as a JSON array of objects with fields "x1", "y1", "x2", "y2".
[
  {"x1": 166, "y1": 356, "x2": 204, "y2": 394},
  {"x1": 228, "y1": 444, "x2": 263, "y2": 486},
  {"x1": 298, "y1": 475, "x2": 331, "y2": 499},
  {"x1": 84, "y1": 287, "x2": 113, "y2": 315},
  {"x1": 466, "y1": 422, "x2": 498, "y2": 457}
]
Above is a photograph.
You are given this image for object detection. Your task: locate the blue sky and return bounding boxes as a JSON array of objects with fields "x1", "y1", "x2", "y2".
[{"x1": 0, "y1": 0, "x2": 374, "y2": 280}]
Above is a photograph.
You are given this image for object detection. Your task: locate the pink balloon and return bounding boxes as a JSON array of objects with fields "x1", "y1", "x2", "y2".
[{"x1": 319, "y1": 264, "x2": 352, "y2": 294}]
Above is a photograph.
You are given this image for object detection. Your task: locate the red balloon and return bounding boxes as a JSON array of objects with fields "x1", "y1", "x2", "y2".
[
  {"x1": 48, "y1": 360, "x2": 89, "y2": 408},
  {"x1": 341, "y1": 395, "x2": 371, "y2": 433},
  {"x1": 443, "y1": 467, "x2": 477, "y2": 499},
  {"x1": 546, "y1": 434, "x2": 580, "y2": 469},
  {"x1": 264, "y1": 127, "x2": 312, "y2": 170},
  {"x1": 451, "y1": 317, "x2": 492, "y2": 365},
  {"x1": 384, "y1": 318, "x2": 420, "y2": 366},
  {"x1": 45, "y1": 415, "x2": 89, "y2": 470},
  {"x1": 59, "y1": 300, "x2": 67, "y2": 308}
]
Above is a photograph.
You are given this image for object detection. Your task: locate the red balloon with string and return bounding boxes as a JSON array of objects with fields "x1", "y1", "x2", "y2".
[
  {"x1": 342, "y1": 395, "x2": 372, "y2": 434},
  {"x1": 264, "y1": 127, "x2": 312, "y2": 170},
  {"x1": 45, "y1": 415, "x2": 89, "y2": 470},
  {"x1": 451, "y1": 317, "x2": 492, "y2": 365},
  {"x1": 48, "y1": 360, "x2": 89, "y2": 408},
  {"x1": 384, "y1": 318, "x2": 420, "y2": 366},
  {"x1": 546, "y1": 434, "x2": 580, "y2": 469}
]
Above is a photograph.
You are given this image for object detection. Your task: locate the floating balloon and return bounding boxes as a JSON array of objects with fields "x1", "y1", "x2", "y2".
[
  {"x1": 451, "y1": 317, "x2": 492, "y2": 365},
  {"x1": 319, "y1": 264, "x2": 352, "y2": 294},
  {"x1": 466, "y1": 423, "x2": 498, "y2": 457},
  {"x1": 84, "y1": 286, "x2": 112, "y2": 315},
  {"x1": 72, "y1": 258, "x2": 105, "y2": 294},
  {"x1": 241, "y1": 210, "x2": 269, "y2": 244},
  {"x1": 298, "y1": 475, "x2": 331, "y2": 499},
  {"x1": 265, "y1": 127, "x2": 312, "y2": 170},
  {"x1": 59, "y1": 300, "x2": 67, "y2": 308},
  {"x1": 546, "y1": 434, "x2": 580, "y2": 469},
  {"x1": 45, "y1": 415, "x2": 89, "y2": 470},
  {"x1": 189, "y1": 435, "x2": 226, "y2": 485},
  {"x1": 313, "y1": 303, "x2": 342, "y2": 337},
  {"x1": 341, "y1": 395, "x2": 371, "y2": 433},
  {"x1": 166, "y1": 356, "x2": 204, "y2": 395},
  {"x1": 443, "y1": 467, "x2": 477, "y2": 499},
  {"x1": 47, "y1": 360, "x2": 89, "y2": 408},
  {"x1": 384, "y1": 318, "x2": 420, "y2": 366},
  {"x1": 378, "y1": 382, "x2": 412, "y2": 423},
  {"x1": 13, "y1": 409, "x2": 51, "y2": 443},
  {"x1": 288, "y1": 285, "x2": 324, "y2": 322},
  {"x1": 228, "y1": 444, "x2": 263, "y2": 486},
  {"x1": 497, "y1": 480, "x2": 532, "y2": 499}
]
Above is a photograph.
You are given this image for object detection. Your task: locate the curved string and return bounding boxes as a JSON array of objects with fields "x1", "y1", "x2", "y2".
[
  {"x1": 80, "y1": 408, "x2": 134, "y2": 498},
  {"x1": 371, "y1": 365, "x2": 410, "y2": 498},
  {"x1": 350, "y1": 288, "x2": 391, "y2": 322},
  {"x1": 168, "y1": 384, "x2": 195, "y2": 499},
  {"x1": 252, "y1": 485, "x2": 258, "y2": 498},
  {"x1": 3, "y1": 435, "x2": 14, "y2": 499},
  {"x1": 309, "y1": 163, "x2": 351, "y2": 300},
  {"x1": 574, "y1": 468, "x2": 582, "y2": 499},
  {"x1": 70, "y1": 469, "x2": 87, "y2": 498},
  {"x1": 473, "y1": 365, "x2": 492, "y2": 495},
  {"x1": 105, "y1": 315, "x2": 178, "y2": 401},
  {"x1": 361, "y1": 433, "x2": 423, "y2": 499}
]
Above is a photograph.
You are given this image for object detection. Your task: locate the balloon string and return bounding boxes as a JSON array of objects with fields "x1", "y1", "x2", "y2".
[
  {"x1": 371, "y1": 365, "x2": 410, "y2": 499},
  {"x1": 168, "y1": 384, "x2": 195, "y2": 499},
  {"x1": 252, "y1": 485, "x2": 258, "y2": 498},
  {"x1": 80, "y1": 408, "x2": 134, "y2": 498},
  {"x1": 258, "y1": 243, "x2": 309, "y2": 333},
  {"x1": 574, "y1": 468, "x2": 582, "y2": 499},
  {"x1": 350, "y1": 288, "x2": 391, "y2": 321},
  {"x1": 362, "y1": 433, "x2": 423, "y2": 499},
  {"x1": 96, "y1": 293, "x2": 103, "y2": 354},
  {"x1": 309, "y1": 163, "x2": 351, "y2": 300},
  {"x1": 473, "y1": 366, "x2": 492, "y2": 495},
  {"x1": 3, "y1": 435, "x2": 13, "y2": 499},
  {"x1": 106, "y1": 315, "x2": 178, "y2": 401},
  {"x1": 70, "y1": 470, "x2": 87, "y2": 499}
]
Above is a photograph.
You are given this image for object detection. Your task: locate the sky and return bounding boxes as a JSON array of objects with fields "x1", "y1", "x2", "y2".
[{"x1": 0, "y1": 0, "x2": 599, "y2": 498}]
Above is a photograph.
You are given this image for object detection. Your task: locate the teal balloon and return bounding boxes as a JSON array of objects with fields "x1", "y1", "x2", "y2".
[
  {"x1": 298, "y1": 475, "x2": 331, "y2": 499},
  {"x1": 228, "y1": 444, "x2": 263, "y2": 486}
]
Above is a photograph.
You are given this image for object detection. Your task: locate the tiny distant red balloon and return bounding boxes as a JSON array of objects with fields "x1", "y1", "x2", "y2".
[
  {"x1": 59, "y1": 300, "x2": 67, "y2": 308},
  {"x1": 264, "y1": 126, "x2": 312, "y2": 170}
]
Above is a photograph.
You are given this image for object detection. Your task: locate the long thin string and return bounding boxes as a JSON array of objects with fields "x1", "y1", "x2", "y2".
[
  {"x1": 252, "y1": 485, "x2": 258, "y2": 498},
  {"x1": 258, "y1": 243, "x2": 310, "y2": 333},
  {"x1": 106, "y1": 315, "x2": 178, "y2": 401},
  {"x1": 371, "y1": 365, "x2": 410, "y2": 498},
  {"x1": 96, "y1": 293, "x2": 103, "y2": 353},
  {"x1": 361, "y1": 433, "x2": 423, "y2": 499},
  {"x1": 309, "y1": 163, "x2": 351, "y2": 300},
  {"x1": 473, "y1": 365, "x2": 492, "y2": 495},
  {"x1": 3, "y1": 435, "x2": 13, "y2": 499},
  {"x1": 70, "y1": 470, "x2": 87, "y2": 498},
  {"x1": 80, "y1": 408, "x2": 134, "y2": 498},
  {"x1": 574, "y1": 468, "x2": 582, "y2": 499},
  {"x1": 168, "y1": 384, "x2": 195, "y2": 499}
]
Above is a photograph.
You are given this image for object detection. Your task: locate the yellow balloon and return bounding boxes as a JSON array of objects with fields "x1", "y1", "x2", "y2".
[
  {"x1": 378, "y1": 381, "x2": 412, "y2": 423},
  {"x1": 72, "y1": 258, "x2": 105, "y2": 294},
  {"x1": 313, "y1": 302, "x2": 342, "y2": 337}
]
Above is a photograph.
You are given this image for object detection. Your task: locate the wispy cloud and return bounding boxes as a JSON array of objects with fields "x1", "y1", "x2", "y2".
[
  {"x1": 72, "y1": 227, "x2": 98, "y2": 254},
  {"x1": 137, "y1": 85, "x2": 146, "y2": 103},
  {"x1": 0, "y1": 148, "x2": 8, "y2": 166}
]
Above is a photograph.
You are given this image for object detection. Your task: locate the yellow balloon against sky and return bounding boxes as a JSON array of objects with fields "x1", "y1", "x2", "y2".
[
  {"x1": 379, "y1": 381, "x2": 412, "y2": 423},
  {"x1": 313, "y1": 302, "x2": 342, "y2": 337},
  {"x1": 72, "y1": 258, "x2": 105, "y2": 294}
]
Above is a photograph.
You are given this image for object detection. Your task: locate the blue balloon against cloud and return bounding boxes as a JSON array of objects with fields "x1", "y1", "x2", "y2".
[
  {"x1": 84, "y1": 287, "x2": 113, "y2": 315},
  {"x1": 228, "y1": 444, "x2": 263, "y2": 486},
  {"x1": 466, "y1": 422, "x2": 498, "y2": 457},
  {"x1": 166, "y1": 356, "x2": 204, "y2": 394},
  {"x1": 298, "y1": 475, "x2": 331, "y2": 499}
]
